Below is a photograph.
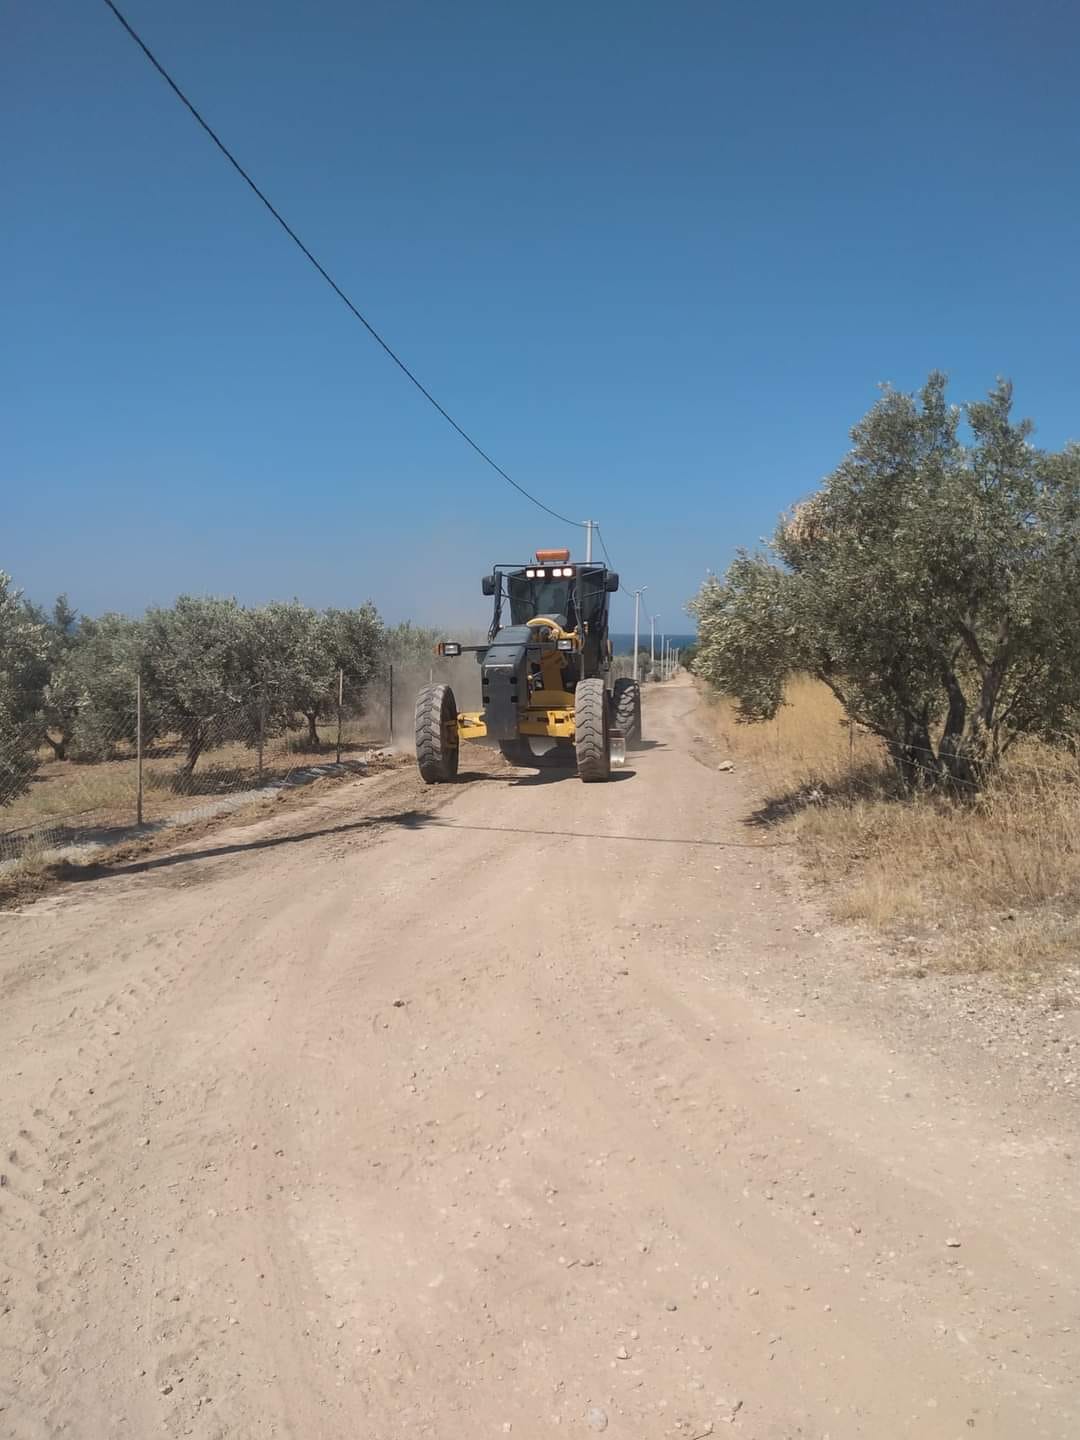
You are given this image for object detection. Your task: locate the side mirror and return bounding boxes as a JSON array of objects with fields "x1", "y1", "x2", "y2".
[
  {"x1": 481, "y1": 574, "x2": 496, "y2": 596},
  {"x1": 605, "y1": 571, "x2": 620, "y2": 593}
]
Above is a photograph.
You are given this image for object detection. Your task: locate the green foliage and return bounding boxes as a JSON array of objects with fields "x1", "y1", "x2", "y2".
[
  {"x1": 57, "y1": 613, "x2": 150, "y2": 761},
  {"x1": 0, "y1": 573, "x2": 49, "y2": 802},
  {"x1": 324, "y1": 603, "x2": 384, "y2": 706},
  {"x1": 142, "y1": 597, "x2": 250, "y2": 775},
  {"x1": 0, "y1": 578, "x2": 391, "y2": 802},
  {"x1": 690, "y1": 374, "x2": 1080, "y2": 790},
  {"x1": 381, "y1": 621, "x2": 443, "y2": 670}
]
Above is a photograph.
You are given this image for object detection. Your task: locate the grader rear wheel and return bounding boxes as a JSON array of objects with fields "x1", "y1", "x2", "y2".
[
  {"x1": 612, "y1": 678, "x2": 642, "y2": 747},
  {"x1": 415, "y1": 684, "x2": 460, "y2": 783}
]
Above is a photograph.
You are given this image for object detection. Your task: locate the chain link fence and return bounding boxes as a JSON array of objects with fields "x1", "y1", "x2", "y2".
[{"x1": 0, "y1": 668, "x2": 402, "y2": 868}]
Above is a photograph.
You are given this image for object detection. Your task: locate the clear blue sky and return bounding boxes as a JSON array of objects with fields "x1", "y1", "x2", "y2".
[{"x1": 5, "y1": 0, "x2": 1079, "y2": 634}]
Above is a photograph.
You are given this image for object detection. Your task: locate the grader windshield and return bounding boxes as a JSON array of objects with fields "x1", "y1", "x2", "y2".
[
  {"x1": 504, "y1": 568, "x2": 608, "y2": 630},
  {"x1": 507, "y1": 573, "x2": 574, "y2": 625}
]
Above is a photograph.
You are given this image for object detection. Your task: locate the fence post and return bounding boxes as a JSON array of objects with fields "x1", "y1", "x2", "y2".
[
  {"x1": 136, "y1": 673, "x2": 144, "y2": 825},
  {"x1": 388, "y1": 664, "x2": 394, "y2": 746},
  {"x1": 336, "y1": 667, "x2": 343, "y2": 765},
  {"x1": 257, "y1": 693, "x2": 265, "y2": 782}
]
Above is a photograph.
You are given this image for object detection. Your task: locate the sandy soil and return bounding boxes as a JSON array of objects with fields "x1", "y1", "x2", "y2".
[{"x1": 1, "y1": 679, "x2": 1077, "y2": 1438}]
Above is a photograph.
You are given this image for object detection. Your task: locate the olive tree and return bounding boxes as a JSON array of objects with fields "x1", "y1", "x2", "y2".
[
  {"x1": 0, "y1": 572, "x2": 48, "y2": 803},
  {"x1": 237, "y1": 603, "x2": 384, "y2": 747},
  {"x1": 690, "y1": 374, "x2": 1080, "y2": 790},
  {"x1": 239, "y1": 601, "x2": 334, "y2": 747},
  {"x1": 18, "y1": 594, "x2": 81, "y2": 760},
  {"x1": 324, "y1": 604, "x2": 383, "y2": 711},
  {"x1": 141, "y1": 596, "x2": 248, "y2": 778},
  {"x1": 53, "y1": 613, "x2": 151, "y2": 761}
]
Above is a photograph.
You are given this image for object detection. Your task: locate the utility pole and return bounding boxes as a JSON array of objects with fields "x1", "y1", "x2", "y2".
[
  {"x1": 661, "y1": 631, "x2": 666, "y2": 681},
  {"x1": 651, "y1": 615, "x2": 658, "y2": 679},
  {"x1": 135, "y1": 674, "x2": 143, "y2": 826},
  {"x1": 632, "y1": 587, "x2": 647, "y2": 682}
]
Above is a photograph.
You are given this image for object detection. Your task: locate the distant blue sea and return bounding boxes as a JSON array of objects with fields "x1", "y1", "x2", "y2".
[{"x1": 610, "y1": 631, "x2": 695, "y2": 656}]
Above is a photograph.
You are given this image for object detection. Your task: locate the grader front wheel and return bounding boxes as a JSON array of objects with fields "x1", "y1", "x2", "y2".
[
  {"x1": 574, "y1": 677, "x2": 611, "y2": 782},
  {"x1": 415, "y1": 684, "x2": 460, "y2": 783}
]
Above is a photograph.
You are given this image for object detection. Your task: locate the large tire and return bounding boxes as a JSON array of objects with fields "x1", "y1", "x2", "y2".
[
  {"x1": 415, "y1": 684, "x2": 460, "y2": 783},
  {"x1": 612, "y1": 678, "x2": 642, "y2": 747},
  {"x1": 574, "y1": 677, "x2": 611, "y2": 782}
]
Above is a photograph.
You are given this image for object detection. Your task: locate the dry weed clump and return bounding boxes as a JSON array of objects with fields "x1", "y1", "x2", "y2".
[{"x1": 707, "y1": 677, "x2": 1080, "y2": 974}]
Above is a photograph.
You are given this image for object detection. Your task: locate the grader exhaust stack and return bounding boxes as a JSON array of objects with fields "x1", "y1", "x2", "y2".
[{"x1": 414, "y1": 549, "x2": 641, "y2": 784}]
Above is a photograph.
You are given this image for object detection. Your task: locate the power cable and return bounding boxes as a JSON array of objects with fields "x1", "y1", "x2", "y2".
[
  {"x1": 595, "y1": 525, "x2": 638, "y2": 598},
  {"x1": 99, "y1": 0, "x2": 585, "y2": 530}
]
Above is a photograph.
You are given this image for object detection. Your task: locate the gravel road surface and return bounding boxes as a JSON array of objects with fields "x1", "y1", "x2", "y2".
[{"x1": 2, "y1": 679, "x2": 1077, "y2": 1438}]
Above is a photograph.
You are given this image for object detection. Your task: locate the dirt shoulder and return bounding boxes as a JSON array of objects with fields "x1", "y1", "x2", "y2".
[{"x1": 692, "y1": 683, "x2": 1080, "y2": 1128}]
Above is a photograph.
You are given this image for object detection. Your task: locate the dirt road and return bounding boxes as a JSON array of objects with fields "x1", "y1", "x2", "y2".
[{"x1": 2, "y1": 679, "x2": 1077, "y2": 1438}]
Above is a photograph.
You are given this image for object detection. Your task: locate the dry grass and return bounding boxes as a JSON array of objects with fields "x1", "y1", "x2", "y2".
[
  {"x1": 0, "y1": 743, "x2": 407, "y2": 910},
  {"x1": 1, "y1": 719, "x2": 385, "y2": 857},
  {"x1": 707, "y1": 676, "x2": 1080, "y2": 975}
]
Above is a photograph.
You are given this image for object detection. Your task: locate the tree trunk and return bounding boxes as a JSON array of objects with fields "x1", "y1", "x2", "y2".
[
  {"x1": 305, "y1": 711, "x2": 320, "y2": 747},
  {"x1": 178, "y1": 724, "x2": 207, "y2": 785},
  {"x1": 43, "y1": 731, "x2": 67, "y2": 762},
  {"x1": 956, "y1": 618, "x2": 1011, "y2": 786},
  {"x1": 888, "y1": 713, "x2": 939, "y2": 792},
  {"x1": 937, "y1": 667, "x2": 975, "y2": 789}
]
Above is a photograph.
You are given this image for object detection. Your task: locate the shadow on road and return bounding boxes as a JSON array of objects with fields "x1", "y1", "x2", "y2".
[
  {"x1": 412, "y1": 818, "x2": 772, "y2": 848},
  {"x1": 459, "y1": 767, "x2": 638, "y2": 788},
  {"x1": 60, "y1": 798, "x2": 778, "y2": 883},
  {"x1": 59, "y1": 810, "x2": 433, "y2": 881}
]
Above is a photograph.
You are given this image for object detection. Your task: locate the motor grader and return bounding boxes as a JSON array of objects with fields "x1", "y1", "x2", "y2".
[{"x1": 414, "y1": 548, "x2": 642, "y2": 783}]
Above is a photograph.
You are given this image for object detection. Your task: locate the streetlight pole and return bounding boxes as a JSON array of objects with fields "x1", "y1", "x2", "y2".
[{"x1": 632, "y1": 587, "x2": 647, "y2": 682}]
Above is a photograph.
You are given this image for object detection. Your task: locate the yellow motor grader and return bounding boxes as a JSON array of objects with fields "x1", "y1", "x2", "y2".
[{"x1": 414, "y1": 548, "x2": 642, "y2": 783}]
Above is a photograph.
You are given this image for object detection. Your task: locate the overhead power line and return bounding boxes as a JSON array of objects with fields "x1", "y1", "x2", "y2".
[
  {"x1": 595, "y1": 526, "x2": 638, "y2": 600},
  {"x1": 100, "y1": 0, "x2": 584, "y2": 530}
]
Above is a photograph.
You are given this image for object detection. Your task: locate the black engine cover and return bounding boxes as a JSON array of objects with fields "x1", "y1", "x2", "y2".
[{"x1": 481, "y1": 625, "x2": 531, "y2": 739}]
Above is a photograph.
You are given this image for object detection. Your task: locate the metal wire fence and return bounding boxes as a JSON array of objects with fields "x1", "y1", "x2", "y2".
[{"x1": 0, "y1": 668, "x2": 402, "y2": 867}]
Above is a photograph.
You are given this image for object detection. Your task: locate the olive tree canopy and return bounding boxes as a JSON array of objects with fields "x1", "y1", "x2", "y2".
[{"x1": 690, "y1": 374, "x2": 1080, "y2": 789}]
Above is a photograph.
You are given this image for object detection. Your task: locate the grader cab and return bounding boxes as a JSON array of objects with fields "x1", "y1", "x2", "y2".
[{"x1": 414, "y1": 548, "x2": 642, "y2": 783}]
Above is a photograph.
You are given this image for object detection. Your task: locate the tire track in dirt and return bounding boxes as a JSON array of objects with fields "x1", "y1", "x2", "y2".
[{"x1": 2, "y1": 930, "x2": 186, "y2": 1436}]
